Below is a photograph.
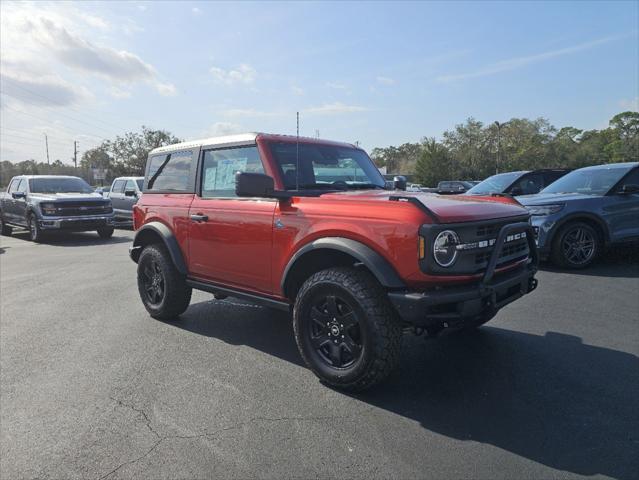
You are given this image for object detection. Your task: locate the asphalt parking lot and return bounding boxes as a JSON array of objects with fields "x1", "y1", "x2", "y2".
[{"x1": 1, "y1": 229, "x2": 638, "y2": 480}]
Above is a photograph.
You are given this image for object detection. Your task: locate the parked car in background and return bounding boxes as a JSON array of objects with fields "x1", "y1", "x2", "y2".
[
  {"x1": 95, "y1": 185, "x2": 111, "y2": 196},
  {"x1": 518, "y1": 162, "x2": 639, "y2": 268},
  {"x1": 406, "y1": 183, "x2": 423, "y2": 192},
  {"x1": 129, "y1": 132, "x2": 539, "y2": 391},
  {"x1": 465, "y1": 169, "x2": 571, "y2": 196},
  {"x1": 0, "y1": 175, "x2": 115, "y2": 242},
  {"x1": 437, "y1": 180, "x2": 474, "y2": 194},
  {"x1": 107, "y1": 176, "x2": 144, "y2": 224}
]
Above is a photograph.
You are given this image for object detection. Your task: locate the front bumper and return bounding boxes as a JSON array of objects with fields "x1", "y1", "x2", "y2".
[
  {"x1": 389, "y1": 223, "x2": 539, "y2": 328},
  {"x1": 39, "y1": 214, "x2": 115, "y2": 231}
]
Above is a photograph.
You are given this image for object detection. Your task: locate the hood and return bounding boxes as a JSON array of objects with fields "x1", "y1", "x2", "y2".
[
  {"x1": 517, "y1": 192, "x2": 599, "y2": 205},
  {"x1": 322, "y1": 190, "x2": 528, "y2": 223},
  {"x1": 29, "y1": 192, "x2": 106, "y2": 202}
]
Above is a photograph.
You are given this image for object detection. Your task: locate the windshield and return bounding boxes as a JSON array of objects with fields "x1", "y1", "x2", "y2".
[
  {"x1": 268, "y1": 142, "x2": 386, "y2": 191},
  {"x1": 466, "y1": 172, "x2": 524, "y2": 195},
  {"x1": 29, "y1": 177, "x2": 93, "y2": 194},
  {"x1": 136, "y1": 179, "x2": 144, "y2": 190},
  {"x1": 541, "y1": 166, "x2": 631, "y2": 195}
]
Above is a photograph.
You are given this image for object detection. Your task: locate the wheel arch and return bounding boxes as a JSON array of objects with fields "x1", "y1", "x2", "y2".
[
  {"x1": 131, "y1": 222, "x2": 187, "y2": 275},
  {"x1": 548, "y1": 212, "x2": 610, "y2": 246},
  {"x1": 281, "y1": 237, "x2": 405, "y2": 300}
]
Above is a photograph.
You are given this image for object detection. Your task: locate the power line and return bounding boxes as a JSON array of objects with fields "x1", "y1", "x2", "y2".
[
  {"x1": 1, "y1": 76, "x2": 128, "y2": 132},
  {"x1": 0, "y1": 102, "x2": 108, "y2": 142},
  {"x1": 0, "y1": 131, "x2": 71, "y2": 146},
  {"x1": 0, "y1": 91, "x2": 117, "y2": 138}
]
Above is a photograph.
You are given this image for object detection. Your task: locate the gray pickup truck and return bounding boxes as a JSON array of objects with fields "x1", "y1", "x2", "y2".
[
  {"x1": 105, "y1": 176, "x2": 144, "y2": 224},
  {"x1": 0, "y1": 175, "x2": 115, "y2": 242}
]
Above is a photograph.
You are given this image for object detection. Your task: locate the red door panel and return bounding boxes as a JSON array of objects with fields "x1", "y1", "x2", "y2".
[{"x1": 188, "y1": 197, "x2": 276, "y2": 294}]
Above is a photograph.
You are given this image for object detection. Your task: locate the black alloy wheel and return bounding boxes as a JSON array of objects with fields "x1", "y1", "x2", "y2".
[
  {"x1": 552, "y1": 221, "x2": 600, "y2": 269},
  {"x1": 141, "y1": 257, "x2": 165, "y2": 306},
  {"x1": 307, "y1": 294, "x2": 363, "y2": 369}
]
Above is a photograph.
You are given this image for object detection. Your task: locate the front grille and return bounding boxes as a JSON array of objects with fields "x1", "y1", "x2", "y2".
[
  {"x1": 419, "y1": 215, "x2": 531, "y2": 275},
  {"x1": 43, "y1": 202, "x2": 112, "y2": 216}
]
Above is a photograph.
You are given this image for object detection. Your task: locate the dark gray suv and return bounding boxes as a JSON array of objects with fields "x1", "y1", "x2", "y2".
[{"x1": 518, "y1": 162, "x2": 639, "y2": 268}]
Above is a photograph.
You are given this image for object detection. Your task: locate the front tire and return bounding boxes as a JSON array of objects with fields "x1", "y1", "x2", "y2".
[
  {"x1": 137, "y1": 244, "x2": 192, "y2": 320},
  {"x1": 97, "y1": 226, "x2": 114, "y2": 239},
  {"x1": 27, "y1": 214, "x2": 44, "y2": 243},
  {"x1": 550, "y1": 222, "x2": 600, "y2": 269},
  {"x1": 293, "y1": 267, "x2": 402, "y2": 391},
  {"x1": 0, "y1": 216, "x2": 11, "y2": 236}
]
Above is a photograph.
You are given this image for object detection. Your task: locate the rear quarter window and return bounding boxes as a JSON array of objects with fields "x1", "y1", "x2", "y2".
[{"x1": 146, "y1": 150, "x2": 195, "y2": 192}]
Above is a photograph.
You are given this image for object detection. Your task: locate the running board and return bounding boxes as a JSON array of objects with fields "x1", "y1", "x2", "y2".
[{"x1": 186, "y1": 279, "x2": 291, "y2": 311}]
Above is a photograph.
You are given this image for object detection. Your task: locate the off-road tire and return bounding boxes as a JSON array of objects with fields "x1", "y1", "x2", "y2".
[
  {"x1": 137, "y1": 243, "x2": 192, "y2": 320},
  {"x1": 550, "y1": 221, "x2": 600, "y2": 269},
  {"x1": 0, "y1": 215, "x2": 11, "y2": 236},
  {"x1": 97, "y1": 226, "x2": 114, "y2": 239},
  {"x1": 293, "y1": 267, "x2": 402, "y2": 391},
  {"x1": 27, "y1": 213, "x2": 44, "y2": 243}
]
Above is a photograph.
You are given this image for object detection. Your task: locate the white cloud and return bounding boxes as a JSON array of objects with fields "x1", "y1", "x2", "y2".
[
  {"x1": 619, "y1": 97, "x2": 639, "y2": 111},
  {"x1": 437, "y1": 35, "x2": 622, "y2": 82},
  {"x1": 1, "y1": 72, "x2": 92, "y2": 106},
  {"x1": 108, "y1": 87, "x2": 132, "y2": 99},
  {"x1": 326, "y1": 82, "x2": 347, "y2": 89},
  {"x1": 155, "y1": 82, "x2": 177, "y2": 96},
  {"x1": 206, "y1": 122, "x2": 242, "y2": 136},
  {"x1": 0, "y1": 3, "x2": 174, "y2": 100},
  {"x1": 210, "y1": 64, "x2": 256, "y2": 85},
  {"x1": 192, "y1": 7, "x2": 202, "y2": 15},
  {"x1": 291, "y1": 85, "x2": 305, "y2": 96},
  {"x1": 223, "y1": 108, "x2": 282, "y2": 117},
  {"x1": 376, "y1": 76, "x2": 395, "y2": 85},
  {"x1": 305, "y1": 102, "x2": 368, "y2": 115}
]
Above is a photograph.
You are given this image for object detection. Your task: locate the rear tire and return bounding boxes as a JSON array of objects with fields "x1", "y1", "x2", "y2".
[
  {"x1": 293, "y1": 267, "x2": 402, "y2": 391},
  {"x1": 0, "y1": 216, "x2": 11, "y2": 236},
  {"x1": 550, "y1": 222, "x2": 600, "y2": 269},
  {"x1": 27, "y1": 214, "x2": 44, "y2": 243},
  {"x1": 137, "y1": 244, "x2": 192, "y2": 320},
  {"x1": 97, "y1": 226, "x2": 114, "y2": 239}
]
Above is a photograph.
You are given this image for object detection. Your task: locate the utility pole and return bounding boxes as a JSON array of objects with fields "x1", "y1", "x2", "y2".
[
  {"x1": 315, "y1": 129, "x2": 320, "y2": 139},
  {"x1": 73, "y1": 141, "x2": 78, "y2": 168},
  {"x1": 44, "y1": 134, "x2": 50, "y2": 165}
]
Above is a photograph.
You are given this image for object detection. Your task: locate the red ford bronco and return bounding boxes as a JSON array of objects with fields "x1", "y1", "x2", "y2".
[{"x1": 130, "y1": 133, "x2": 538, "y2": 390}]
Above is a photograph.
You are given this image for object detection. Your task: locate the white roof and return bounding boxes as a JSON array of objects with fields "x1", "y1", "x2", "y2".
[{"x1": 149, "y1": 133, "x2": 259, "y2": 155}]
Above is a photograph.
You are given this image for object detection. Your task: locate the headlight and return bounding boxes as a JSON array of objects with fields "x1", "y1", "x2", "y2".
[
  {"x1": 433, "y1": 230, "x2": 459, "y2": 267},
  {"x1": 40, "y1": 203, "x2": 57, "y2": 215},
  {"x1": 526, "y1": 204, "x2": 565, "y2": 216}
]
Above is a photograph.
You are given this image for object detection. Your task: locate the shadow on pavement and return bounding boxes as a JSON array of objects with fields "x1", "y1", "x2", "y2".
[
  {"x1": 171, "y1": 301, "x2": 639, "y2": 480},
  {"x1": 9, "y1": 231, "x2": 131, "y2": 247},
  {"x1": 540, "y1": 243, "x2": 639, "y2": 278}
]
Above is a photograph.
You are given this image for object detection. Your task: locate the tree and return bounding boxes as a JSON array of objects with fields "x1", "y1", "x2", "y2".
[{"x1": 414, "y1": 138, "x2": 450, "y2": 187}]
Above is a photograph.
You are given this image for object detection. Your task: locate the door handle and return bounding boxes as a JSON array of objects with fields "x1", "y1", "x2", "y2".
[{"x1": 190, "y1": 214, "x2": 209, "y2": 222}]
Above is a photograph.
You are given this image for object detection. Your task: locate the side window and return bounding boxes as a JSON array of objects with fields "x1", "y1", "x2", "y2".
[
  {"x1": 8, "y1": 178, "x2": 20, "y2": 193},
  {"x1": 201, "y1": 146, "x2": 264, "y2": 198},
  {"x1": 513, "y1": 174, "x2": 543, "y2": 195},
  {"x1": 620, "y1": 168, "x2": 639, "y2": 186},
  {"x1": 543, "y1": 171, "x2": 565, "y2": 187},
  {"x1": 112, "y1": 180, "x2": 125, "y2": 194},
  {"x1": 147, "y1": 150, "x2": 194, "y2": 191},
  {"x1": 124, "y1": 180, "x2": 136, "y2": 192},
  {"x1": 16, "y1": 179, "x2": 27, "y2": 193}
]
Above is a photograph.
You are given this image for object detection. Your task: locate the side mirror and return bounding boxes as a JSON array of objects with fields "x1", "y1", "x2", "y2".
[
  {"x1": 393, "y1": 175, "x2": 407, "y2": 191},
  {"x1": 11, "y1": 192, "x2": 26, "y2": 199},
  {"x1": 236, "y1": 172, "x2": 277, "y2": 198},
  {"x1": 618, "y1": 184, "x2": 639, "y2": 195},
  {"x1": 125, "y1": 189, "x2": 137, "y2": 197}
]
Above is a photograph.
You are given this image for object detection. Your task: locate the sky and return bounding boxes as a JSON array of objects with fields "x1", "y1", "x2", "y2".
[{"x1": 0, "y1": 0, "x2": 637, "y2": 164}]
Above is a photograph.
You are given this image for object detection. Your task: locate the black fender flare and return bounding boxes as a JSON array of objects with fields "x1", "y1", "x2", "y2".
[
  {"x1": 546, "y1": 212, "x2": 611, "y2": 246},
  {"x1": 131, "y1": 221, "x2": 187, "y2": 275},
  {"x1": 281, "y1": 237, "x2": 405, "y2": 296}
]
